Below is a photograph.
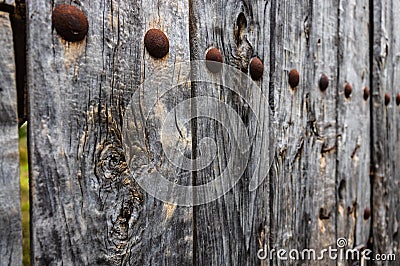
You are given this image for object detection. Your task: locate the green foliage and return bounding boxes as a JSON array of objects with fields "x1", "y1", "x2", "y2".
[{"x1": 19, "y1": 123, "x2": 30, "y2": 266}]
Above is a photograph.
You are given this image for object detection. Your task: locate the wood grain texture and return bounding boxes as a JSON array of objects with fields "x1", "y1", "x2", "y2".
[
  {"x1": 23, "y1": 0, "x2": 400, "y2": 264},
  {"x1": 269, "y1": 1, "x2": 339, "y2": 264},
  {"x1": 270, "y1": 0, "x2": 371, "y2": 264},
  {"x1": 372, "y1": 0, "x2": 400, "y2": 262},
  {"x1": 27, "y1": 0, "x2": 191, "y2": 264},
  {"x1": 189, "y1": 0, "x2": 272, "y2": 264},
  {"x1": 0, "y1": 11, "x2": 22, "y2": 266},
  {"x1": 336, "y1": 0, "x2": 371, "y2": 258},
  {"x1": 268, "y1": 0, "x2": 313, "y2": 263},
  {"x1": 302, "y1": 0, "x2": 339, "y2": 257}
]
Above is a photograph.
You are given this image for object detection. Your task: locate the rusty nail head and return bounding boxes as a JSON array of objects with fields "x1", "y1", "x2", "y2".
[
  {"x1": 363, "y1": 207, "x2": 371, "y2": 220},
  {"x1": 249, "y1": 57, "x2": 264, "y2": 81},
  {"x1": 319, "y1": 73, "x2": 329, "y2": 91},
  {"x1": 363, "y1": 87, "x2": 370, "y2": 100},
  {"x1": 384, "y1": 93, "x2": 391, "y2": 106},
  {"x1": 288, "y1": 69, "x2": 300, "y2": 88},
  {"x1": 52, "y1": 4, "x2": 89, "y2": 42},
  {"x1": 144, "y1": 29, "x2": 169, "y2": 59},
  {"x1": 344, "y1": 83, "x2": 352, "y2": 98},
  {"x1": 205, "y1": 47, "x2": 223, "y2": 73},
  {"x1": 396, "y1": 93, "x2": 400, "y2": 106}
]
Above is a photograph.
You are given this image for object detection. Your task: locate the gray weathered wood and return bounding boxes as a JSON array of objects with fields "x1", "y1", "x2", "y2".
[
  {"x1": 336, "y1": 0, "x2": 371, "y2": 257},
  {"x1": 0, "y1": 10, "x2": 22, "y2": 266},
  {"x1": 189, "y1": 0, "x2": 372, "y2": 264},
  {"x1": 303, "y1": 0, "x2": 339, "y2": 257},
  {"x1": 372, "y1": 0, "x2": 400, "y2": 262},
  {"x1": 27, "y1": 0, "x2": 192, "y2": 264},
  {"x1": 269, "y1": 1, "x2": 339, "y2": 264},
  {"x1": 269, "y1": 0, "x2": 371, "y2": 264},
  {"x1": 271, "y1": 1, "x2": 369, "y2": 264},
  {"x1": 24, "y1": 0, "x2": 400, "y2": 265},
  {"x1": 190, "y1": 0, "x2": 272, "y2": 264}
]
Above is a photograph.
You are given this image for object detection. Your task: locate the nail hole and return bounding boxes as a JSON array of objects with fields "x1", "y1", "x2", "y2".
[
  {"x1": 344, "y1": 83, "x2": 352, "y2": 98},
  {"x1": 338, "y1": 180, "x2": 346, "y2": 200},
  {"x1": 396, "y1": 93, "x2": 400, "y2": 106},
  {"x1": 363, "y1": 207, "x2": 371, "y2": 220},
  {"x1": 347, "y1": 206, "x2": 353, "y2": 214},
  {"x1": 363, "y1": 87, "x2": 370, "y2": 100},
  {"x1": 384, "y1": 93, "x2": 391, "y2": 106},
  {"x1": 319, "y1": 208, "x2": 331, "y2": 220}
]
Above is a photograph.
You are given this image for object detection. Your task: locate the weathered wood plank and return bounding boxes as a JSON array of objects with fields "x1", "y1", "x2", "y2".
[
  {"x1": 0, "y1": 10, "x2": 22, "y2": 266},
  {"x1": 189, "y1": 0, "x2": 272, "y2": 264},
  {"x1": 372, "y1": 0, "x2": 400, "y2": 262},
  {"x1": 269, "y1": 1, "x2": 339, "y2": 264},
  {"x1": 300, "y1": 0, "x2": 340, "y2": 258},
  {"x1": 305, "y1": 0, "x2": 341, "y2": 255},
  {"x1": 269, "y1": 0, "x2": 313, "y2": 262},
  {"x1": 336, "y1": 0, "x2": 371, "y2": 258},
  {"x1": 269, "y1": 0, "x2": 372, "y2": 263},
  {"x1": 190, "y1": 0, "x2": 373, "y2": 264},
  {"x1": 27, "y1": 0, "x2": 192, "y2": 264},
  {"x1": 125, "y1": 1, "x2": 193, "y2": 265},
  {"x1": 24, "y1": 1, "x2": 400, "y2": 265}
]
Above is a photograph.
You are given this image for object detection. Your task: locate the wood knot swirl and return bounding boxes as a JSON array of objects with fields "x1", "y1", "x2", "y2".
[{"x1": 95, "y1": 140, "x2": 127, "y2": 181}]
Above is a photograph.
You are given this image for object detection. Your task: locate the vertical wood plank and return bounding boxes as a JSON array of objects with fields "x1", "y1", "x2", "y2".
[
  {"x1": 189, "y1": 0, "x2": 272, "y2": 264},
  {"x1": 191, "y1": 0, "x2": 372, "y2": 264},
  {"x1": 270, "y1": 0, "x2": 371, "y2": 263},
  {"x1": 372, "y1": 0, "x2": 400, "y2": 261},
  {"x1": 27, "y1": 0, "x2": 192, "y2": 264},
  {"x1": 0, "y1": 10, "x2": 22, "y2": 266},
  {"x1": 269, "y1": 1, "x2": 339, "y2": 264},
  {"x1": 300, "y1": 0, "x2": 340, "y2": 256},
  {"x1": 270, "y1": 0, "x2": 312, "y2": 259},
  {"x1": 127, "y1": 1, "x2": 193, "y2": 264},
  {"x1": 336, "y1": 0, "x2": 371, "y2": 256}
]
